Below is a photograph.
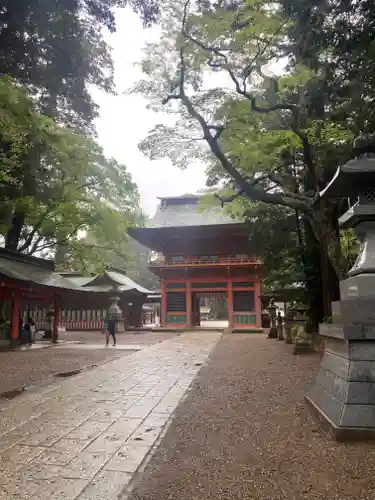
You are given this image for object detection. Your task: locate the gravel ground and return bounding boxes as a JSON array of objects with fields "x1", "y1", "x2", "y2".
[
  {"x1": 0, "y1": 347, "x2": 132, "y2": 397},
  {"x1": 62, "y1": 330, "x2": 179, "y2": 345},
  {"x1": 128, "y1": 334, "x2": 375, "y2": 500}
]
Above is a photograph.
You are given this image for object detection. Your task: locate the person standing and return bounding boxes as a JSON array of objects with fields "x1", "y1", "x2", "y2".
[
  {"x1": 104, "y1": 311, "x2": 117, "y2": 347},
  {"x1": 277, "y1": 311, "x2": 284, "y2": 340},
  {"x1": 24, "y1": 313, "x2": 36, "y2": 344},
  {"x1": 107, "y1": 317, "x2": 117, "y2": 346}
]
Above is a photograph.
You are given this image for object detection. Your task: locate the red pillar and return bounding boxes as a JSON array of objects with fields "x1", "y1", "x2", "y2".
[
  {"x1": 53, "y1": 295, "x2": 60, "y2": 343},
  {"x1": 161, "y1": 280, "x2": 167, "y2": 326},
  {"x1": 186, "y1": 280, "x2": 192, "y2": 327},
  {"x1": 11, "y1": 291, "x2": 21, "y2": 342},
  {"x1": 255, "y1": 278, "x2": 261, "y2": 328},
  {"x1": 228, "y1": 280, "x2": 233, "y2": 329}
]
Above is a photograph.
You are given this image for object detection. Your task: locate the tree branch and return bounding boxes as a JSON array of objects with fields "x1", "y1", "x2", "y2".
[
  {"x1": 180, "y1": 71, "x2": 308, "y2": 209},
  {"x1": 160, "y1": 1, "x2": 312, "y2": 212},
  {"x1": 18, "y1": 205, "x2": 56, "y2": 252},
  {"x1": 26, "y1": 224, "x2": 86, "y2": 256},
  {"x1": 215, "y1": 189, "x2": 245, "y2": 207}
]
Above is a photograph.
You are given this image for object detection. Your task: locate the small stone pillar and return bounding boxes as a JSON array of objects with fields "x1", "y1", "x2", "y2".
[
  {"x1": 277, "y1": 313, "x2": 284, "y2": 340},
  {"x1": 283, "y1": 309, "x2": 294, "y2": 344},
  {"x1": 44, "y1": 309, "x2": 55, "y2": 340},
  {"x1": 268, "y1": 300, "x2": 278, "y2": 339},
  {"x1": 306, "y1": 134, "x2": 375, "y2": 439}
]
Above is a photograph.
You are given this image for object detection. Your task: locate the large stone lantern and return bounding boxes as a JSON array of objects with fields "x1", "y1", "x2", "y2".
[
  {"x1": 306, "y1": 135, "x2": 375, "y2": 439},
  {"x1": 108, "y1": 295, "x2": 122, "y2": 320},
  {"x1": 268, "y1": 299, "x2": 278, "y2": 339}
]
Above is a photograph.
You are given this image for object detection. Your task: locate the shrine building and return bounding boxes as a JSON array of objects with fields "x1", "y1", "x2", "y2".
[
  {"x1": 130, "y1": 195, "x2": 262, "y2": 331},
  {"x1": 0, "y1": 248, "x2": 156, "y2": 347}
]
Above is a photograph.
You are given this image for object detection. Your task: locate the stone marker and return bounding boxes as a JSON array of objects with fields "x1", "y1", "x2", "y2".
[
  {"x1": 268, "y1": 300, "x2": 278, "y2": 339},
  {"x1": 306, "y1": 134, "x2": 375, "y2": 440}
]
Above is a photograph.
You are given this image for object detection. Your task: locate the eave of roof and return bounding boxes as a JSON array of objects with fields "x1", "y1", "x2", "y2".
[
  {"x1": 69, "y1": 269, "x2": 152, "y2": 295},
  {"x1": 129, "y1": 222, "x2": 248, "y2": 252},
  {"x1": 0, "y1": 248, "x2": 151, "y2": 295}
]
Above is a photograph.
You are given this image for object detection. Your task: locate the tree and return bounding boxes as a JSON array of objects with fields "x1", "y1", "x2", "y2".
[
  {"x1": 227, "y1": 199, "x2": 304, "y2": 290},
  {"x1": 132, "y1": 0, "x2": 365, "y2": 323},
  {"x1": 0, "y1": 77, "x2": 139, "y2": 261},
  {"x1": 0, "y1": 0, "x2": 160, "y2": 130},
  {"x1": 55, "y1": 208, "x2": 160, "y2": 291},
  {"x1": 0, "y1": 0, "x2": 161, "y2": 251},
  {"x1": 113, "y1": 238, "x2": 160, "y2": 290}
]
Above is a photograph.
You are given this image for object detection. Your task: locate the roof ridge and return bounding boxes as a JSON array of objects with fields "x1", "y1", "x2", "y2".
[{"x1": 0, "y1": 247, "x2": 54, "y2": 270}]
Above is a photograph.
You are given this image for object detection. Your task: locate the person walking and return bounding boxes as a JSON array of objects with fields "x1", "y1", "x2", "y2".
[{"x1": 104, "y1": 311, "x2": 117, "y2": 347}]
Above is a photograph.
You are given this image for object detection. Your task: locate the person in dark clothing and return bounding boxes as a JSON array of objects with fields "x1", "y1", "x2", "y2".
[
  {"x1": 104, "y1": 312, "x2": 117, "y2": 347},
  {"x1": 24, "y1": 315, "x2": 35, "y2": 344},
  {"x1": 19, "y1": 316, "x2": 27, "y2": 344}
]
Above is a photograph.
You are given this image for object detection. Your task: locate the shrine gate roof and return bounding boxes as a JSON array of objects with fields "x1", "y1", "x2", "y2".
[
  {"x1": 147, "y1": 195, "x2": 240, "y2": 229},
  {"x1": 130, "y1": 195, "x2": 248, "y2": 253}
]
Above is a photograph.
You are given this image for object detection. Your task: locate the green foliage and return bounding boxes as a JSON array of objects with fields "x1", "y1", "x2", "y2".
[
  {"x1": 0, "y1": 0, "x2": 161, "y2": 130},
  {"x1": 340, "y1": 229, "x2": 359, "y2": 274},
  {"x1": 0, "y1": 0, "x2": 162, "y2": 265},
  {"x1": 224, "y1": 195, "x2": 304, "y2": 290},
  {"x1": 0, "y1": 77, "x2": 139, "y2": 262},
  {"x1": 133, "y1": 0, "x2": 375, "y2": 322},
  {"x1": 117, "y1": 238, "x2": 160, "y2": 290}
]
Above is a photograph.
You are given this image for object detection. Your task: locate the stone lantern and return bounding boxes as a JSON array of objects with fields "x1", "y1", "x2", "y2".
[
  {"x1": 268, "y1": 299, "x2": 278, "y2": 339},
  {"x1": 306, "y1": 134, "x2": 375, "y2": 439},
  {"x1": 44, "y1": 308, "x2": 55, "y2": 341},
  {"x1": 108, "y1": 295, "x2": 122, "y2": 320}
]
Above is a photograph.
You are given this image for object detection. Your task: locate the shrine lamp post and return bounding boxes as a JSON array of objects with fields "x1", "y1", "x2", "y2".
[{"x1": 306, "y1": 135, "x2": 375, "y2": 440}]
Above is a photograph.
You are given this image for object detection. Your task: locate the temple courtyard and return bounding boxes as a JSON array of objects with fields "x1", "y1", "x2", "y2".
[{"x1": 0, "y1": 333, "x2": 374, "y2": 499}]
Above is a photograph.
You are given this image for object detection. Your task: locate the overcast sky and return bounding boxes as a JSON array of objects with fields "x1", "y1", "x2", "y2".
[{"x1": 92, "y1": 7, "x2": 207, "y2": 217}]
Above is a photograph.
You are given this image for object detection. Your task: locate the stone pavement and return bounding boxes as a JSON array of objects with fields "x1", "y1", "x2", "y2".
[{"x1": 0, "y1": 332, "x2": 221, "y2": 500}]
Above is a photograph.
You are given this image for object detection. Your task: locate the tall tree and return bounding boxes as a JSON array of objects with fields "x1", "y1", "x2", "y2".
[
  {"x1": 221, "y1": 197, "x2": 304, "y2": 290},
  {"x1": 132, "y1": 0, "x2": 364, "y2": 322},
  {"x1": 0, "y1": 0, "x2": 161, "y2": 129},
  {"x1": 0, "y1": 77, "x2": 139, "y2": 260},
  {"x1": 0, "y1": 0, "x2": 161, "y2": 251}
]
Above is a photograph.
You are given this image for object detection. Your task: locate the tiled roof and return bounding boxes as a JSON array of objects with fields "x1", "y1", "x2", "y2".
[
  {"x1": 147, "y1": 195, "x2": 240, "y2": 229},
  {"x1": 0, "y1": 248, "x2": 151, "y2": 295},
  {"x1": 63, "y1": 276, "x2": 94, "y2": 287},
  {"x1": 0, "y1": 248, "x2": 80, "y2": 290},
  {"x1": 66, "y1": 269, "x2": 152, "y2": 295},
  {"x1": 103, "y1": 270, "x2": 151, "y2": 294}
]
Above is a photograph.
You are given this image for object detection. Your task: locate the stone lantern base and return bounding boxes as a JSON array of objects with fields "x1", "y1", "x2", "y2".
[
  {"x1": 306, "y1": 301, "x2": 375, "y2": 440},
  {"x1": 268, "y1": 327, "x2": 278, "y2": 339}
]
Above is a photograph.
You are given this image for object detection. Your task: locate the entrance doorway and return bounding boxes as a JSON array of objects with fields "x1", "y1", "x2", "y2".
[{"x1": 191, "y1": 292, "x2": 229, "y2": 328}]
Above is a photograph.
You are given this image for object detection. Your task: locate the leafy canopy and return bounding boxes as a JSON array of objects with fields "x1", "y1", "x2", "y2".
[{"x1": 0, "y1": 77, "x2": 138, "y2": 260}]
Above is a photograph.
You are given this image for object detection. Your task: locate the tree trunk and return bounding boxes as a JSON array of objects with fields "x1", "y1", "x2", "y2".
[
  {"x1": 4, "y1": 210, "x2": 25, "y2": 251},
  {"x1": 303, "y1": 216, "x2": 324, "y2": 332},
  {"x1": 320, "y1": 203, "x2": 341, "y2": 315},
  {"x1": 4, "y1": 148, "x2": 40, "y2": 252},
  {"x1": 307, "y1": 201, "x2": 341, "y2": 322}
]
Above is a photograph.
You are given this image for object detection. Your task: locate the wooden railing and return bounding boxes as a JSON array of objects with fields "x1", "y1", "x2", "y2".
[{"x1": 149, "y1": 255, "x2": 261, "y2": 266}]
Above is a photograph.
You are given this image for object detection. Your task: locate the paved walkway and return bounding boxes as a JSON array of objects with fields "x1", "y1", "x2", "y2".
[{"x1": 0, "y1": 332, "x2": 221, "y2": 500}]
